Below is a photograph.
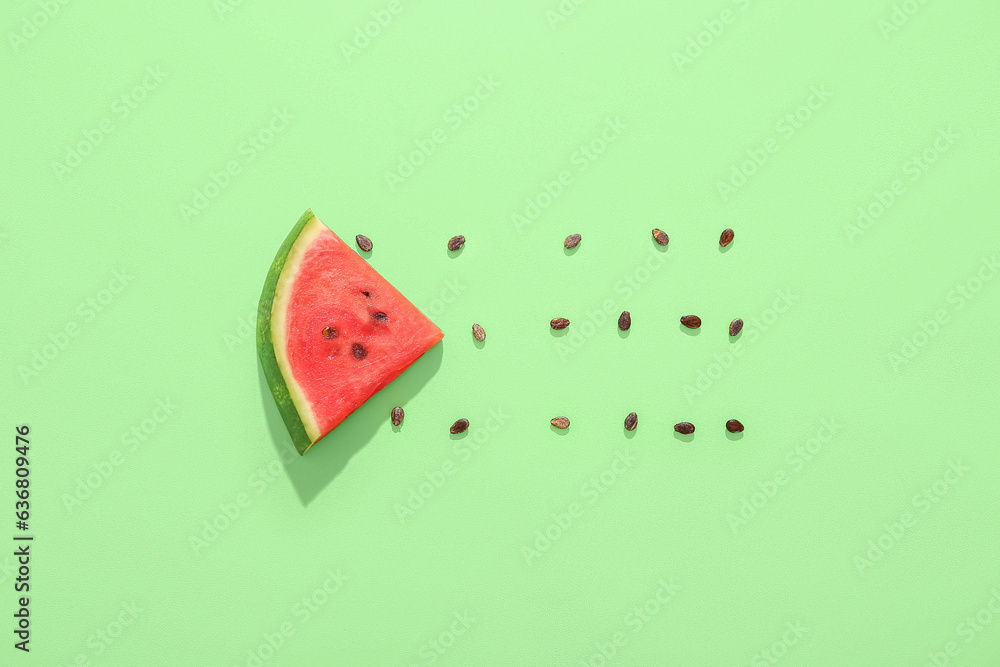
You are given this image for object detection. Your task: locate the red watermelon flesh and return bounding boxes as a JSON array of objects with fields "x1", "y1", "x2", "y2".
[{"x1": 258, "y1": 210, "x2": 443, "y2": 454}]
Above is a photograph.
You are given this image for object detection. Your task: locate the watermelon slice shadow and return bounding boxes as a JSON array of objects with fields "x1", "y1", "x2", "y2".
[{"x1": 257, "y1": 342, "x2": 443, "y2": 506}]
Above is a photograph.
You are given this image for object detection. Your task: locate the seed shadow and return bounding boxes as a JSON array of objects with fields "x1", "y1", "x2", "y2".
[
  {"x1": 673, "y1": 432, "x2": 695, "y2": 443},
  {"x1": 260, "y1": 340, "x2": 444, "y2": 506},
  {"x1": 563, "y1": 246, "x2": 579, "y2": 257},
  {"x1": 358, "y1": 248, "x2": 373, "y2": 260},
  {"x1": 550, "y1": 424, "x2": 570, "y2": 436},
  {"x1": 624, "y1": 427, "x2": 636, "y2": 439},
  {"x1": 550, "y1": 327, "x2": 569, "y2": 337},
  {"x1": 474, "y1": 338, "x2": 486, "y2": 350},
  {"x1": 449, "y1": 428, "x2": 469, "y2": 441},
  {"x1": 726, "y1": 431, "x2": 744, "y2": 441},
  {"x1": 618, "y1": 328, "x2": 630, "y2": 339},
  {"x1": 652, "y1": 239, "x2": 669, "y2": 253},
  {"x1": 447, "y1": 248, "x2": 464, "y2": 259},
  {"x1": 729, "y1": 331, "x2": 742, "y2": 343},
  {"x1": 679, "y1": 322, "x2": 701, "y2": 336},
  {"x1": 391, "y1": 423, "x2": 402, "y2": 433},
  {"x1": 719, "y1": 241, "x2": 734, "y2": 254}
]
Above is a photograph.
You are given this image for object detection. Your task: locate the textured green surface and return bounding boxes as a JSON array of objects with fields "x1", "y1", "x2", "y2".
[
  {"x1": 4, "y1": 1, "x2": 1000, "y2": 665},
  {"x1": 256, "y1": 208, "x2": 315, "y2": 455}
]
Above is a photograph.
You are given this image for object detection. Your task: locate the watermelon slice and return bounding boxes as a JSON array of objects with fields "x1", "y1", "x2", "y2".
[{"x1": 257, "y1": 209, "x2": 443, "y2": 454}]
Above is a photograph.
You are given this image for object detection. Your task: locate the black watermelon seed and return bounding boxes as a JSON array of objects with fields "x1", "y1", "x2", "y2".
[
  {"x1": 674, "y1": 422, "x2": 695, "y2": 435},
  {"x1": 450, "y1": 418, "x2": 469, "y2": 434},
  {"x1": 624, "y1": 412, "x2": 638, "y2": 431},
  {"x1": 729, "y1": 318, "x2": 744, "y2": 337},
  {"x1": 618, "y1": 311, "x2": 631, "y2": 331},
  {"x1": 726, "y1": 419, "x2": 744, "y2": 433},
  {"x1": 680, "y1": 315, "x2": 702, "y2": 329},
  {"x1": 372, "y1": 311, "x2": 389, "y2": 323},
  {"x1": 356, "y1": 234, "x2": 373, "y2": 252},
  {"x1": 391, "y1": 406, "x2": 404, "y2": 426},
  {"x1": 352, "y1": 343, "x2": 368, "y2": 360}
]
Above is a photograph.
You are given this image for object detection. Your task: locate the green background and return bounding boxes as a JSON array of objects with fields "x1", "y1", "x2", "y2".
[{"x1": 3, "y1": 0, "x2": 1000, "y2": 664}]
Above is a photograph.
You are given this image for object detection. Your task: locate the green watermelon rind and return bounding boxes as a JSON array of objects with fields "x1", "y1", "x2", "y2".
[{"x1": 257, "y1": 208, "x2": 315, "y2": 455}]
